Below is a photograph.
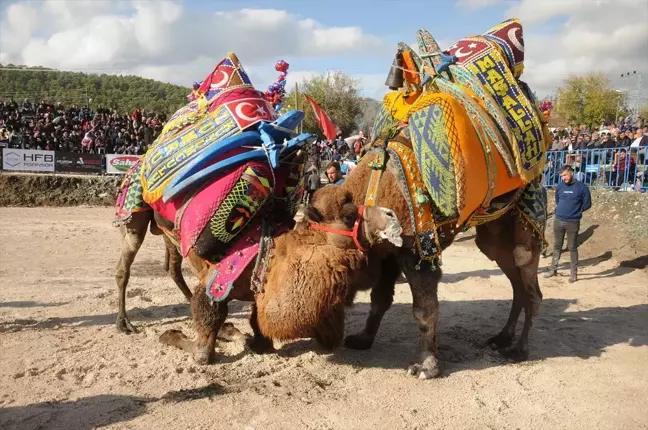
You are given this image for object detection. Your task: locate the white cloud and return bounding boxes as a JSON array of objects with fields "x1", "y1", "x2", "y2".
[
  {"x1": 503, "y1": 0, "x2": 648, "y2": 99},
  {"x1": 456, "y1": 0, "x2": 504, "y2": 11},
  {"x1": 0, "y1": 0, "x2": 384, "y2": 93}
]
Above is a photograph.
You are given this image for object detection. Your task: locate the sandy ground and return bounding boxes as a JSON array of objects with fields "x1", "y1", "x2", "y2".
[{"x1": 0, "y1": 207, "x2": 646, "y2": 430}]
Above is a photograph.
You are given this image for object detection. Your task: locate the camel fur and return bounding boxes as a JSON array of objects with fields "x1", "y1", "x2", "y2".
[{"x1": 337, "y1": 137, "x2": 543, "y2": 380}]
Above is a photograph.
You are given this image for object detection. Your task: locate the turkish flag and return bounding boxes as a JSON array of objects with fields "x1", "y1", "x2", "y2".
[
  {"x1": 224, "y1": 97, "x2": 276, "y2": 130},
  {"x1": 304, "y1": 94, "x2": 340, "y2": 141}
]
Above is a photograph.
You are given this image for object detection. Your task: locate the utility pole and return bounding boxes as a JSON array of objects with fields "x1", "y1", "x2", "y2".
[{"x1": 620, "y1": 71, "x2": 642, "y2": 122}]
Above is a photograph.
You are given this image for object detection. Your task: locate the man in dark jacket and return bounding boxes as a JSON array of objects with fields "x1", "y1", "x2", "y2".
[{"x1": 545, "y1": 165, "x2": 592, "y2": 282}]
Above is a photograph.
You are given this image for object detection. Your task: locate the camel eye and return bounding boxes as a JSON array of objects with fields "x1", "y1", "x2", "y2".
[{"x1": 340, "y1": 204, "x2": 358, "y2": 227}]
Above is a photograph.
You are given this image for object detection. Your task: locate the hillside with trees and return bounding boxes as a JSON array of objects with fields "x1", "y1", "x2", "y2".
[
  {"x1": 0, "y1": 65, "x2": 383, "y2": 136},
  {"x1": 0, "y1": 64, "x2": 189, "y2": 115}
]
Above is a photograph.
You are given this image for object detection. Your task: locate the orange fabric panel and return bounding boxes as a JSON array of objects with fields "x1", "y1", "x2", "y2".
[
  {"x1": 442, "y1": 95, "x2": 488, "y2": 226},
  {"x1": 401, "y1": 50, "x2": 421, "y2": 85},
  {"x1": 490, "y1": 142, "x2": 525, "y2": 197}
]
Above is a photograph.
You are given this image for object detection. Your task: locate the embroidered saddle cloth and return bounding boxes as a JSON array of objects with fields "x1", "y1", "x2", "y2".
[
  {"x1": 113, "y1": 52, "x2": 310, "y2": 302},
  {"x1": 371, "y1": 18, "x2": 549, "y2": 227}
]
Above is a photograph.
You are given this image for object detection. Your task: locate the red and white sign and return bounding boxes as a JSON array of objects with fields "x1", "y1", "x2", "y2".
[
  {"x1": 225, "y1": 97, "x2": 276, "y2": 130},
  {"x1": 106, "y1": 154, "x2": 141, "y2": 174}
]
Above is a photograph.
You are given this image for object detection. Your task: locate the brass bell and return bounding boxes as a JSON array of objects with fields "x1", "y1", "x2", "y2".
[{"x1": 384, "y1": 51, "x2": 405, "y2": 90}]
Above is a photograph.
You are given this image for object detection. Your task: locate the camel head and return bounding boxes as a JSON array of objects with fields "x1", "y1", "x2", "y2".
[{"x1": 305, "y1": 185, "x2": 403, "y2": 251}]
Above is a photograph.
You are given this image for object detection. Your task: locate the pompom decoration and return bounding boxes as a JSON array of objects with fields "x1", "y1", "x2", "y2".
[
  {"x1": 539, "y1": 100, "x2": 553, "y2": 120},
  {"x1": 187, "y1": 81, "x2": 203, "y2": 102},
  {"x1": 264, "y1": 60, "x2": 290, "y2": 111}
]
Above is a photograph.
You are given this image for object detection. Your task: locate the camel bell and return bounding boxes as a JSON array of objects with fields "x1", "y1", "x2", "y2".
[{"x1": 384, "y1": 52, "x2": 404, "y2": 90}]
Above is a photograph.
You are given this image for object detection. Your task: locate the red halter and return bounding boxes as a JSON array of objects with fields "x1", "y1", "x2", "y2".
[{"x1": 308, "y1": 205, "x2": 368, "y2": 253}]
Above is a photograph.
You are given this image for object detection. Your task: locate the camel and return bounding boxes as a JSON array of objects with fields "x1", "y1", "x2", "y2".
[
  {"x1": 332, "y1": 19, "x2": 549, "y2": 379},
  {"x1": 116, "y1": 184, "x2": 402, "y2": 363},
  {"x1": 338, "y1": 143, "x2": 544, "y2": 379}
]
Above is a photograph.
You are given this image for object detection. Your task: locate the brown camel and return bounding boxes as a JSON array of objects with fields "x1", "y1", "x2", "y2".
[
  {"x1": 116, "y1": 185, "x2": 402, "y2": 363},
  {"x1": 336, "y1": 140, "x2": 544, "y2": 379}
]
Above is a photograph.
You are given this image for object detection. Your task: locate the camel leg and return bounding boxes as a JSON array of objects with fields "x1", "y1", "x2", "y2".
[
  {"x1": 344, "y1": 255, "x2": 400, "y2": 350},
  {"x1": 163, "y1": 246, "x2": 170, "y2": 273},
  {"x1": 314, "y1": 303, "x2": 346, "y2": 350},
  {"x1": 160, "y1": 284, "x2": 228, "y2": 364},
  {"x1": 247, "y1": 303, "x2": 275, "y2": 354},
  {"x1": 400, "y1": 254, "x2": 443, "y2": 380},
  {"x1": 476, "y1": 213, "x2": 542, "y2": 361},
  {"x1": 161, "y1": 235, "x2": 193, "y2": 302},
  {"x1": 115, "y1": 211, "x2": 151, "y2": 334}
]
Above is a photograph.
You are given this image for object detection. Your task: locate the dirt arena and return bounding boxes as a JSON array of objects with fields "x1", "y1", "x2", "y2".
[{"x1": 1, "y1": 190, "x2": 647, "y2": 428}]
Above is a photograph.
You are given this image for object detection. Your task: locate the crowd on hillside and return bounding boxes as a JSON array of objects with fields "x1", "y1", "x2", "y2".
[{"x1": 0, "y1": 99, "x2": 168, "y2": 154}]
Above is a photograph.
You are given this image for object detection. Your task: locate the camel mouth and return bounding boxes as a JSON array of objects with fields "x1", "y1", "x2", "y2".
[{"x1": 377, "y1": 208, "x2": 403, "y2": 247}]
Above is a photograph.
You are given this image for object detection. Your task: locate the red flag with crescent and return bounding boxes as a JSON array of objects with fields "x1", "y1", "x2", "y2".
[{"x1": 303, "y1": 94, "x2": 340, "y2": 141}]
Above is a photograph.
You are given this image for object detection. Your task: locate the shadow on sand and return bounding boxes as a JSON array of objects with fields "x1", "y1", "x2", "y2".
[
  {"x1": 274, "y1": 299, "x2": 648, "y2": 377},
  {"x1": 0, "y1": 301, "x2": 70, "y2": 308},
  {"x1": 0, "y1": 384, "x2": 230, "y2": 430},
  {"x1": 0, "y1": 299, "x2": 250, "y2": 333}
]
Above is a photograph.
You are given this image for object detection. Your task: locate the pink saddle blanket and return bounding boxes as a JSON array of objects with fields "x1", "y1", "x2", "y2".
[{"x1": 204, "y1": 222, "x2": 289, "y2": 302}]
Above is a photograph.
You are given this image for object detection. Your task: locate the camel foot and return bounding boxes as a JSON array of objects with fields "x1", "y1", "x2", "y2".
[
  {"x1": 116, "y1": 316, "x2": 138, "y2": 334},
  {"x1": 193, "y1": 345, "x2": 216, "y2": 365},
  {"x1": 500, "y1": 345, "x2": 529, "y2": 362},
  {"x1": 218, "y1": 322, "x2": 247, "y2": 343},
  {"x1": 344, "y1": 332, "x2": 374, "y2": 350},
  {"x1": 406, "y1": 355, "x2": 441, "y2": 380},
  {"x1": 159, "y1": 329, "x2": 185, "y2": 346},
  {"x1": 159, "y1": 329, "x2": 217, "y2": 365},
  {"x1": 486, "y1": 332, "x2": 514, "y2": 349},
  {"x1": 247, "y1": 336, "x2": 275, "y2": 354}
]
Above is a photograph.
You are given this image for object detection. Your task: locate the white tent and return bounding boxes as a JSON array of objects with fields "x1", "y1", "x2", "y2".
[{"x1": 344, "y1": 135, "x2": 360, "y2": 145}]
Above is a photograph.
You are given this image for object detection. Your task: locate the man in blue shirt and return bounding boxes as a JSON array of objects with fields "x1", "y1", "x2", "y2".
[{"x1": 545, "y1": 165, "x2": 592, "y2": 282}]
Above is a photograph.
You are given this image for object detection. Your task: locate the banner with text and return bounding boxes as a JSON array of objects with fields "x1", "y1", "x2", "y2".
[
  {"x1": 106, "y1": 154, "x2": 141, "y2": 174},
  {"x1": 55, "y1": 152, "x2": 103, "y2": 174},
  {"x1": 2, "y1": 148, "x2": 55, "y2": 172}
]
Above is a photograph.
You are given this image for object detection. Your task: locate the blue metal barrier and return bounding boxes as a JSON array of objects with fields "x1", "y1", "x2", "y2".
[{"x1": 543, "y1": 146, "x2": 648, "y2": 191}]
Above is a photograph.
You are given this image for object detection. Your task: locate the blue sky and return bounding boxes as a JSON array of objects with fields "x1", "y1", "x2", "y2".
[
  {"x1": 1, "y1": 0, "x2": 647, "y2": 103},
  {"x1": 187, "y1": 0, "x2": 517, "y2": 86}
]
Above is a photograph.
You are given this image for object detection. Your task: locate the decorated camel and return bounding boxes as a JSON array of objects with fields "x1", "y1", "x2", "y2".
[
  {"x1": 337, "y1": 18, "x2": 550, "y2": 379},
  {"x1": 113, "y1": 53, "x2": 403, "y2": 363}
]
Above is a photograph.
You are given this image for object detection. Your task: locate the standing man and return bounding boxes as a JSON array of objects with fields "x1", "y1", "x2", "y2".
[{"x1": 545, "y1": 165, "x2": 592, "y2": 282}]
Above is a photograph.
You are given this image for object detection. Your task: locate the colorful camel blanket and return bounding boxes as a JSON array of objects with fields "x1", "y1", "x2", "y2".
[
  {"x1": 371, "y1": 18, "x2": 549, "y2": 227},
  {"x1": 113, "y1": 52, "x2": 310, "y2": 302},
  {"x1": 141, "y1": 53, "x2": 278, "y2": 204},
  {"x1": 114, "y1": 159, "x2": 151, "y2": 225},
  {"x1": 416, "y1": 18, "x2": 550, "y2": 181}
]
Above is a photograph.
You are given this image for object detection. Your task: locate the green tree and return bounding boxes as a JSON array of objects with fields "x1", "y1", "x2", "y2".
[
  {"x1": 0, "y1": 65, "x2": 189, "y2": 115},
  {"x1": 555, "y1": 73, "x2": 625, "y2": 127},
  {"x1": 355, "y1": 97, "x2": 382, "y2": 135},
  {"x1": 283, "y1": 71, "x2": 364, "y2": 138}
]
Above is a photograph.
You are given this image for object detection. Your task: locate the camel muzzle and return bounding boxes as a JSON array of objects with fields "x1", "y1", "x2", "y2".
[{"x1": 376, "y1": 207, "x2": 403, "y2": 248}]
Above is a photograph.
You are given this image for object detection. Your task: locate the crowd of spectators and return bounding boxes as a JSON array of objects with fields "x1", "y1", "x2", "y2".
[
  {"x1": 0, "y1": 99, "x2": 168, "y2": 154},
  {"x1": 548, "y1": 118, "x2": 647, "y2": 152},
  {"x1": 545, "y1": 118, "x2": 648, "y2": 190}
]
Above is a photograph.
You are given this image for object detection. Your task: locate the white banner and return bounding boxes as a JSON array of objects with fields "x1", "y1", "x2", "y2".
[
  {"x1": 105, "y1": 154, "x2": 141, "y2": 174},
  {"x1": 2, "y1": 148, "x2": 55, "y2": 172}
]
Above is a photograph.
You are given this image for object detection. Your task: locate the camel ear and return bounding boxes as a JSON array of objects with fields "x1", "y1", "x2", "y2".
[
  {"x1": 335, "y1": 190, "x2": 353, "y2": 207},
  {"x1": 305, "y1": 206, "x2": 324, "y2": 223}
]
